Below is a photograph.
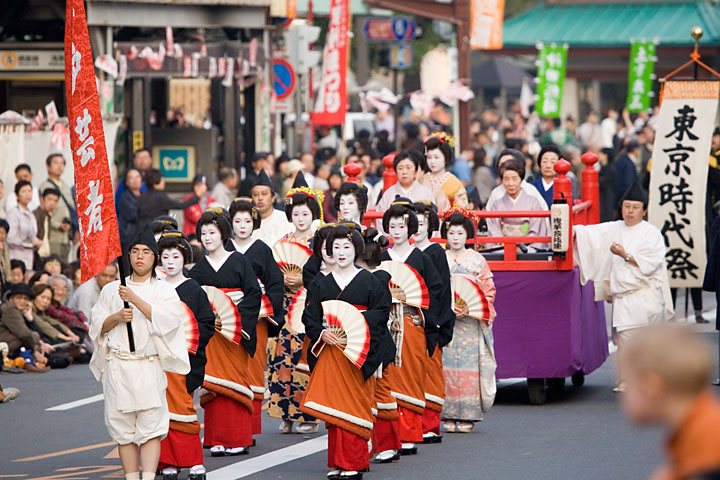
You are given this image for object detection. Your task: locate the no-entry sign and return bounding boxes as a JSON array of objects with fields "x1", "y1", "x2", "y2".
[{"x1": 272, "y1": 58, "x2": 296, "y2": 100}]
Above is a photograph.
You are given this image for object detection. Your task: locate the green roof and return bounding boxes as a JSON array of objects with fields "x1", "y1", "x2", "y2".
[{"x1": 503, "y1": 1, "x2": 720, "y2": 48}]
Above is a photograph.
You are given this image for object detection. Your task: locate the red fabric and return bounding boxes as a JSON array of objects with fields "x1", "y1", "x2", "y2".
[
  {"x1": 64, "y1": 0, "x2": 122, "y2": 282},
  {"x1": 398, "y1": 406, "x2": 423, "y2": 443},
  {"x1": 203, "y1": 395, "x2": 253, "y2": 448},
  {"x1": 252, "y1": 398, "x2": 263, "y2": 435},
  {"x1": 422, "y1": 409, "x2": 441, "y2": 435},
  {"x1": 327, "y1": 424, "x2": 370, "y2": 471},
  {"x1": 372, "y1": 418, "x2": 401, "y2": 453},
  {"x1": 159, "y1": 429, "x2": 204, "y2": 468},
  {"x1": 183, "y1": 194, "x2": 215, "y2": 236}
]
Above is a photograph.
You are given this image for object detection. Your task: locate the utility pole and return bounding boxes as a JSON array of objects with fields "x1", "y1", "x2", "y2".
[{"x1": 363, "y1": 0, "x2": 471, "y2": 150}]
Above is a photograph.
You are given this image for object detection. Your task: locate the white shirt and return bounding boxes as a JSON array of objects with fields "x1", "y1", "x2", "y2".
[
  {"x1": 68, "y1": 277, "x2": 101, "y2": 321},
  {"x1": 253, "y1": 208, "x2": 293, "y2": 247}
]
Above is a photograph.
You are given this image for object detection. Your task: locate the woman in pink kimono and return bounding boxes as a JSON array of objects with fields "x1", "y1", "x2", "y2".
[{"x1": 441, "y1": 211, "x2": 496, "y2": 433}]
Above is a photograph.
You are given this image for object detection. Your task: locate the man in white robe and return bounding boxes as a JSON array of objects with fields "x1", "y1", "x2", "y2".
[
  {"x1": 249, "y1": 170, "x2": 293, "y2": 246},
  {"x1": 573, "y1": 180, "x2": 673, "y2": 392},
  {"x1": 90, "y1": 225, "x2": 189, "y2": 480}
]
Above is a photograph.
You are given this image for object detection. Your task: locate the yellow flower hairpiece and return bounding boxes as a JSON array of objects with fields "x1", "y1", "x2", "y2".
[
  {"x1": 205, "y1": 207, "x2": 226, "y2": 216},
  {"x1": 286, "y1": 187, "x2": 326, "y2": 223},
  {"x1": 425, "y1": 131, "x2": 456, "y2": 148}
]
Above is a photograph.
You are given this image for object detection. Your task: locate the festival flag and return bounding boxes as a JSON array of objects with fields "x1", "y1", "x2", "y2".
[
  {"x1": 534, "y1": 44, "x2": 568, "y2": 118},
  {"x1": 311, "y1": 0, "x2": 348, "y2": 126},
  {"x1": 45, "y1": 100, "x2": 59, "y2": 128},
  {"x1": 626, "y1": 40, "x2": 658, "y2": 113},
  {"x1": 648, "y1": 81, "x2": 720, "y2": 287},
  {"x1": 65, "y1": 0, "x2": 122, "y2": 282},
  {"x1": 470, "y1": 0, "x2": 505, "y2": 50}
]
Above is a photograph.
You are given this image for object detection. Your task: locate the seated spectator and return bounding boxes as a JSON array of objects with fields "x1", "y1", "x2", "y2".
[
  {"x1": 0, "y1": 283, "x2": 53, "y2": 368},
  {"x1": 0, "y1": 219, "x2": 10, "y2": 294},
  {"x1": 10, "y1": 259, "x2": 25, "y2": 284},
  {"x1": 66, "y1": 261, "x2": 82, "y2": 291},
  {"x1": 485, "y1": 149, "x2": 549, "y2": 211},
  {"x1": 28, "y1": 271, "x2": 50, "y2": 287},
  {"x1": 33, "y1": 188, "x2": 60, "y2": 258},
  {"x1": 622, "y1": 326, "x2": 720, "y2": 479},
  {"x1": 530, "y1": 145, "x2": 563, "y2": 208},
  {"x1": 46, "y1": 274, "x2": 89, "y2": 337},
  {"x1": 28, "y1": 284, "x2": 79, "y2": 345},
  {"x1": 42, "y1": 254, "x2": 65, "y2": 276},
  {"x1": 68, "y1": 262, "x2": 117, "y2": 321},
  {"x1": 486, "y1": 157, "x2": 549, "y2": 251}
]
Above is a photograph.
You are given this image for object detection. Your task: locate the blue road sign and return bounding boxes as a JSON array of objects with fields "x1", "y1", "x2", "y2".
[
  {"x1": 272, "y1": 58, "x2": 296, "y2": 100},
  {"x1": 391, "y1": 17, "x2": 417, "y2": 41}
]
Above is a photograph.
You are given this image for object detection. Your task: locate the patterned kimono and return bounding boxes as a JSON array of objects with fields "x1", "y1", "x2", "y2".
[
  {"x1": 442, "y1": 248, "x2": 497, "y2": 422},
  {"x1": 423, "y1": 171, "x2": 468, "y2": 208},
  {"x1": 267, "y1": 233, "x2": 317, "y2": 423}
]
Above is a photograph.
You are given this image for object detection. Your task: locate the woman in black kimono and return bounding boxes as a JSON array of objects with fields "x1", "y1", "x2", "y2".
[
  {"x1": 302, "y1": 222, "x2": 338, "y2": 288},
  {"x1": 188, "y1": 209, "x2": 261, "y2": 457},
  {"x1": 300, "y1": 224, "x2": 390, "y2": 479},
  {"x1": 227, "y1": 197, "x2": 286, "y2": 438},
  {"x1": 380, "y1": 198, "x2": 443, "y2": 456},
  {"x1": 157, "y1": 230, "x2": 215, "y2": 480},
  {"x1": 412, "y1": 201, "x2": 455, "y2": 443}
]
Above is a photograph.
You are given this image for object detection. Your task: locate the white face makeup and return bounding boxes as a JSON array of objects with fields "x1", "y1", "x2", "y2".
[
  {"x1": 292, "y1": 205, "x2": 313, "y2": 233},
  {"x1": 426, "y1": 148, "x2": 446, "y2": 174},
  {"x1": 413, "y1": 215, "x2": 429, "y2": 243},
  {"x1": 321, "y1": 238, "x2": 336, "y2": 266},
  {"x1": 447, "y1": 225, "x2": 468, "y2": 252},
  {"x1": 388, "y1": 217, "x2": 409, "y2": 246},
  {"x1": 233, "y1": 211, "x2": 254, "y2": 240},
  {"x1": 160, "y1": 248, "x2": 184, "y2": 278},
  {"x1": 339, "y1": 194, "x2": 360, "y2": 222},
  {"x1": 200, "y1": 224, "x2": 223, "y2": 253},
  {"x1": 332, "y1": 238, "x2": 355, "y2": 269}
]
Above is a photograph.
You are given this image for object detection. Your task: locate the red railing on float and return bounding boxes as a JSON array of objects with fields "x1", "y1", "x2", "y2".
[{"x1": 357, "y1": 151, "x2": 600, "y2": 272}]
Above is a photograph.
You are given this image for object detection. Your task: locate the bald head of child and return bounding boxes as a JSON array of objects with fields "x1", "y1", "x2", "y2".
[{"x1": 621, "y1": 325, "x2": 712, "y2": 427}]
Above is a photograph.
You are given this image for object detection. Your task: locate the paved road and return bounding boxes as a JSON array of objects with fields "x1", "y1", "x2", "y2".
[{"x1": 1, "y1": 325, "x2": 717, "y2": 480}]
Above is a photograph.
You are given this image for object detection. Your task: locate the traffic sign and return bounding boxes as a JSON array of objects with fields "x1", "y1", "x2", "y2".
[
  {"x1": 363, "y1": 17, "x2": 417, "y2": 42},
  {"x1": 272, "y1": 58, "x2": 296, "y2": 100},
  {"x1": 390, "y1": 44, "x2": 413, "y2": 70}
]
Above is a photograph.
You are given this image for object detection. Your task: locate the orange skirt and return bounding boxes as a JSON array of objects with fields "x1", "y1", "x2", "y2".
[
  {"x1": 301, "y1": 345, "x2": 375, "y2": 440},
  {"x1": 424, "y1": 347, "x2": 445, "y2": 412},
  {"x1": 166, "y1": 372, "x2": 200, "y2": 435},
  {"x1": 297, "y1": 336, "x2": 311, "y2": 372},
  {"x1": 375, "y1": 365, "x2": 399, "y2": 421},
  {"x1": 391, "y1": 313, "x2": 428, "y2": 415},
  {"x1": 248, "y1": 319, "x2": 269, "y2": 401},
  {"x1": 201, "y1": 333, "x2": 254, "y2": 413}
]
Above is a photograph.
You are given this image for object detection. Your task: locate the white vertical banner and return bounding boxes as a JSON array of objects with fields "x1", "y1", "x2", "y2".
[{"x1": 648, "y1": 81, "x2": 720, "y2": 287}]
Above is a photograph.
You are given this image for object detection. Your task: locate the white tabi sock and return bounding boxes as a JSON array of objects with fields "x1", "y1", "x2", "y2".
[
  {"x1": 124, "y1": 473, "x2": 140, "y2": 480},
  {"x1": 141, "y1": 472, "x2": 155, "y2": 480}
]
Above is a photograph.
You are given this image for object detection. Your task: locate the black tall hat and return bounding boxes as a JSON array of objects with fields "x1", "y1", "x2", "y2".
[
  {"x1": 619, "y1": 179, "x2": 648, "y2": 207},
  {"x1": 250, "y1": 170, "x2": 273, "y2": 190},
  {"x1": 129, "y1": 223, "x2": 159, "y2": 256},
  {"x1": 292, "y1": 171, "x2": 309, "y2": 189}
]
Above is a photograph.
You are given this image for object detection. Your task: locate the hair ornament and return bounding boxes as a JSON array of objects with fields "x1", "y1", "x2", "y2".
[
  {"x1": 205, "y1": 207, "x2": 225, "y2": 216},
  {"x1": 286, "y1": 186, "x2": 325, "y2": 223},
  {"x1": 161, "y1": 231, "x2": 183, "y2": 238},
  {"x1": 424, "y1": 131, "x2": 456, "y2": 148}
]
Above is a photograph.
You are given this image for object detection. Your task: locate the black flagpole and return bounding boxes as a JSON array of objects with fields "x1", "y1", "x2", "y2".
[{"x1": 116, "y1": 255, "x2": 135, "y2": 353}]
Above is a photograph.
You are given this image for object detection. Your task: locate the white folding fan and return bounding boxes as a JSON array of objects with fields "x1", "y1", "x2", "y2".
[
  {"x1": 180, "y1": 303, "x2": 200, "y2": 355},
  {"x1": 218, "y1": 287, "x2": 244, "y2": 305},
  {"x1": 378, "y1": 260, "x2": 430, "y2": 310},
  {"x1": 202, "y1": 286, "x2": 244, "y2": 344},
  {"x1": 286, "y1": 286, "x2": 307, "y2": 334},
  {"x1": 451, "y1": 274, "x2": 491, "y2": 321},
  {"x1": 273, "y1": 240, "x2": 313, "y2": 275},
  {"x1": 321, "y1": 300, "x2": 370, "y2": 369}
]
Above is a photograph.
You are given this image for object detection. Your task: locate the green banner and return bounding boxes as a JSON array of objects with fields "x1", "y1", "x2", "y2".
[
  {"x1": 626, "y1": 40, "x2": 657, "y2": 113},
  {"x1": 535, "y1": 44, "x2": 568, "y2": 118}
]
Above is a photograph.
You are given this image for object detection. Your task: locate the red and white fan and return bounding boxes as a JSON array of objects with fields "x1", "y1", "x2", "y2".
[
  {"x1": 259, "y1": 294, "x2": 274, "y2": 319},
  {"x1": 451, "y1": 274, "x2": 491, "y2": 322},
  {"x1": 180, "y1": 303, "x2": 200, "y2": 355},
  {"x1": 273, "y1": 240, "x2": 313, "y2": 275},
  {"x1": 379, "y1": 260, "x2": 430, "y2": 310},
  {"x1": 218, "y1": 287, "x2": 244, "y2": 305},
  {"x1": 286, "y1": 287, "x2": 307, "y2": 334},
  {"x1": 321, "y1": 300, "x2": 370, "y2": 369},
  {"x1": 202, "y1": 286, "x2": 244, "y2": 344}
]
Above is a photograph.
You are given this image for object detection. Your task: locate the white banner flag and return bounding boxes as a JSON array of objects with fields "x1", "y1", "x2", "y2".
[{"x1": 649, "y1": 81, "x2": 720, "y2": 287}]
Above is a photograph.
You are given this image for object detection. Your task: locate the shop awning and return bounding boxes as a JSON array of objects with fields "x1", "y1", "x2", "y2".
[
  {"x1": 295, "y1": 0, "x2": 392, "y2": 16},
  {"x1": 502, "y1": 1, "x2": 720, "y2": 48}
]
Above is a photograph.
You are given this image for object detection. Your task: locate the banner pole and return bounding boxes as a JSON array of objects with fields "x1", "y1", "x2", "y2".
[{"x1": 116, "y1": 255, "x2": 135, "y2": 352}]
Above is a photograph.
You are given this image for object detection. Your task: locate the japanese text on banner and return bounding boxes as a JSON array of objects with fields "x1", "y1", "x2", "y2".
[
  {"x1": 311, "y1": 0, "x2": 348, "y2": 126},
  {"x1": 626, "y1": 40, "x2": 657, "y2": 113},
  {"x1": 535, "y1": 44, "x2": 568, "y2": 118},
  {"x1": 470, "y1": 0, "x2": 505, "y2": 50},
  {"x1": 65, "y1": 0, "x2": 122, "y2": 283},
  {"x1": 648, "y1": 81, "x2": 720, "y2": 288}
]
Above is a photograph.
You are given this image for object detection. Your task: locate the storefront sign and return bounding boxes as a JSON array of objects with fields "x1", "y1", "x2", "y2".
[{"x1": 0, "y1": 50, "x2": 64, "y2": 71}]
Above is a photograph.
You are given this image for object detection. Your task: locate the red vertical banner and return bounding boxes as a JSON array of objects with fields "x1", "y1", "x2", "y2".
[
  {"x1": 310, "y1": 0, "x2": 348, "y2": 126},
  {"x1": 65, "y1": 0, "x2": 122, "y2": 283}
]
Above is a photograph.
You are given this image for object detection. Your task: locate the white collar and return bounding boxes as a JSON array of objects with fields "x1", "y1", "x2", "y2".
[
  {"x1": 205, "y1": 250, "x2": 233, "y2": 271},
  {"x1": 332, "y1": 268, "x2": 362, "y2": 290},
  {"x1": 541, "y1": 178, "x2": 554, "y2": 190},
  {"x1": 387, "y1": 246, "x2": 415, "y2": 263},
  {"x1": 232, "y1": 237, "x2": 256, "y2": 254}
]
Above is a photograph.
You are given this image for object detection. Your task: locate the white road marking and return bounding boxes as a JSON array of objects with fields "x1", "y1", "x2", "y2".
[
  {"x1": 46, "y1": 393, "x2": 104, "y2": 411},
  {"x1": 207, "y1": 435, "x2": 329, "y2": 480}
]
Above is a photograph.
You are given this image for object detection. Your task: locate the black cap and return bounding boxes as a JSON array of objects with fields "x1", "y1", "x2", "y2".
[
  {"x1": 129, "y1": 224, "x2": 159, "y2": 257},
  {"x1": 714, "y1": 127, "x2": 720, "y2": 136},
  {"x1": 192, "y1": 174, "x2": 207, "y2": 185},
  {"x1": 7, "y1": 282, "x2": 35, "y2": 300},
  {"x1": 619, "y1": 179, "x2": 648, "y2": 208},
  {"x1": 250, "y1": 170, "x2": 273, "y2": 191},
  {"x1": 291, "y1": 171, "x2": 309, "y2": 189}
]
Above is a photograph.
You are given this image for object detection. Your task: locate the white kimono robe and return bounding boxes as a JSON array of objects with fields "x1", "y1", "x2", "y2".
[
  {"x1": 574, "y1": 220, "x2": 674, "y2": 332},
  {"x1": 253, "y1": 208, "x2": 293, "y2": 247},
  {"x1": 89, "y1": 276, "x2": 190, "y2": 445}
]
